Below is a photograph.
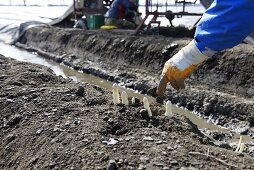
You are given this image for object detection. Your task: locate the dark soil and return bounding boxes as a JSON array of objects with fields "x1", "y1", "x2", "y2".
[
  {"x1": 17, "y1": 26, "x2": 254, "y2": 136},
  {"x1": 1, "y1": 54, "x2": 254, "y2": 169}
]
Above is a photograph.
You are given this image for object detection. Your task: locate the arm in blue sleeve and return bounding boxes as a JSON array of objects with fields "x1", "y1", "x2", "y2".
[
  {"x1": 194, "y1": 0, "x2": 254, "y2": 55},
  {"x1": 123, "y1": 0, "x2": 138, "y2": 11}
]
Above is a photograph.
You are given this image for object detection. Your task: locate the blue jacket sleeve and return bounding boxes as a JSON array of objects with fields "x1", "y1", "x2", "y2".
[{"x1": 194, "y1": 0, "x2": 254, "y2": 55}]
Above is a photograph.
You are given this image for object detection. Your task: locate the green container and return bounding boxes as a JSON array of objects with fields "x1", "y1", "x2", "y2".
[{"x1": 87, "y1": 14, "x2": 105, "y2": 29}]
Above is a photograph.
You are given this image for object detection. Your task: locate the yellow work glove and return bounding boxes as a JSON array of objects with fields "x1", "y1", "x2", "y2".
[{"x1": 156, "y1": 40, "x2": 209, "y2": 95}]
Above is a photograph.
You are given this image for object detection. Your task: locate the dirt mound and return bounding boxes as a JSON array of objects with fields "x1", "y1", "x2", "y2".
[
  {"x1": 193, "y1": 45, "x2": 254, "y2": 98},
  {"x1": 1, "y1": 55, "x2": 254, "y2": 169},
  {"x1": 99, "y1": 104, "x2": 202, "y2": 138},
  {"x1": 17, "y1": 26, "x2": 254, "y2": 135}
]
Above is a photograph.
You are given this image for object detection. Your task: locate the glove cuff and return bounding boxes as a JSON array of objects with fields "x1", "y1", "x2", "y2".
[{"x1": 171, "y1": 40, "x2": 209, "y2": 71}]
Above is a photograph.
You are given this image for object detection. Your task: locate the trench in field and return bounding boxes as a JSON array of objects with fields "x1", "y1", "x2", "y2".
[{"x1": 0, "y1": 42, "x2": 251, "y2": 143}]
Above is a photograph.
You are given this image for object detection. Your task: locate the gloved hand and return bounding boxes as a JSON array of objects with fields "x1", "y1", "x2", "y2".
[{"x1": 156, "y1": 40, "x2": 209, "y2": 95}]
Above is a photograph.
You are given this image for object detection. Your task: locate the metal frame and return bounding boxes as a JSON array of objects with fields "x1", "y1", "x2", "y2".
[{"x1": 135, "y1": 0, "x2": 203, "y2": 34}]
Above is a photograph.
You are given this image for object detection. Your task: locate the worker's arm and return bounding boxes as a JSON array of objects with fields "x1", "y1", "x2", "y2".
[
  {"x1": 195, "y1": 0, "x2": 254, "y2": 54},
  {"x1": 157, "y1": 0, "x2": 254, "y2": 95},
  {"x1": 123, "y1": 0, "x2": 138, "y2": 11}
]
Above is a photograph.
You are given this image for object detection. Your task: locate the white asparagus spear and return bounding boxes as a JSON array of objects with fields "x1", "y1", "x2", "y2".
[
  {"x1": 121, "y1": 91, "x2": 129, "y2": 105},
  {"x1": 143, "y1": 97, "x2": 152, "y2": 117},
  {"x1": 112, "y1": 83, "x2": 120, "y2": 104}
]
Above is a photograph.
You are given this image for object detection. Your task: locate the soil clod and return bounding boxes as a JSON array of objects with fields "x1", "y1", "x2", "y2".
[
  {"x1": 76, "y1": 86, "x2": 84, "y2": 97},
  {"x1": 107, "y1": 160, "x2": 118, "y2": 170}
]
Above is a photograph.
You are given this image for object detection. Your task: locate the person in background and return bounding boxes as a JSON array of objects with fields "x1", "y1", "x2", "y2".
[
  {"x1": 157, "y1": 0, "x2": 254, "y2": 95},
  {"x1": 104, "y1": 0, "x2": 138, "y2": 29},
  {"x1": 73, "y1": 16, "x2": 88, "y2": 30}
]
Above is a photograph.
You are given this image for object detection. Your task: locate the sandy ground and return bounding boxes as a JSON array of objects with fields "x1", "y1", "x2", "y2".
[
  {"x1": 17, "y1": 26, "x2": 254, "y2": 136},
  {"x1": 1, "y1": 54, "x2": 254, "y2": 170}
]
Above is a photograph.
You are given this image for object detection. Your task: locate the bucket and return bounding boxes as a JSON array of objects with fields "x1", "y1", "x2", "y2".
[{"x1": 87, "y1": 14, "x2": 105, "y2": 29}]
